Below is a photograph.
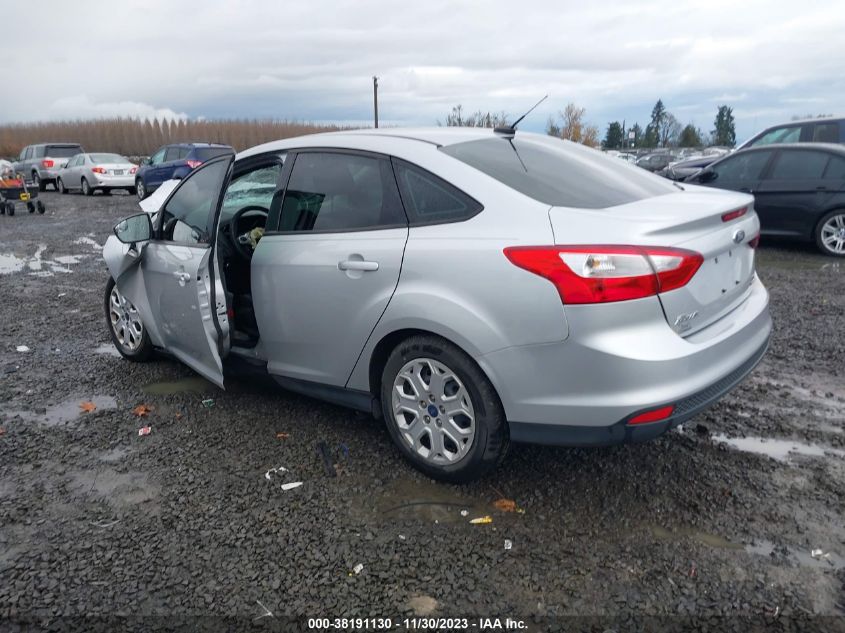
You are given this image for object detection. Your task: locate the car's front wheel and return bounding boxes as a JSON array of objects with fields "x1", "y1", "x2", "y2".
[
  {"x1": 380, "y1": 334, "x2": 509, "y2": 483},
  {"x1": 104, "y1": 276, "x2": 153, "y2": 361},
  {"x1": 816, "y1": 210, "x2": 845, "y2": 257},
  {"x1": 136, "y1": 179, "x2": 147, "y2": 200}
]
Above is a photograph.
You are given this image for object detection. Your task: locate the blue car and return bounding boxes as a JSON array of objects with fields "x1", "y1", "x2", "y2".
[{"x1": 135, "y1": 142, "x2": 234, "y2": 199}]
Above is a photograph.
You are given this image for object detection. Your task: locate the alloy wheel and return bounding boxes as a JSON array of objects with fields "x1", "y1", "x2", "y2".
[
  {"x1": 820, "y1": 213, "x2": 845, "y2": 255},
  {"x1": 109, "y1": 285, "x2": 144, "y2": 352},
  {"x1": 136, "y1": 180, "x2": 145, "y2": 200},
  {"x1": 391, "y1": 357, "x2": 476, "y2": 465}
]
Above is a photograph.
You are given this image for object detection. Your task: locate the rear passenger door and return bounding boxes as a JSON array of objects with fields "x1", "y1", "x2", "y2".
[
  {"x1": 251, "y1": 150, "x2": 408, "y2": 386},
  {"x1": 754, "y1": 149, "x2": 832, "y2": 237}
]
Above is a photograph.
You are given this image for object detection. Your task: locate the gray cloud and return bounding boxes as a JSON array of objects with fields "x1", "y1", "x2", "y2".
[{"x1": 3, "y1": 0, "x2": 843, "y2": 142}]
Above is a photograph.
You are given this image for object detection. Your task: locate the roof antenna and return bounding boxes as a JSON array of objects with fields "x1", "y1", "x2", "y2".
[{"x1": 495, "y1": 95, "x2": 548, "y2": 137}]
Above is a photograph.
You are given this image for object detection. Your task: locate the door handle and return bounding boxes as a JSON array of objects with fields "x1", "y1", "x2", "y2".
[
  {"x1": 173, "y1": 271, "x2": 191, "y2": 286},
  {"x1": 816, "y1": 186, "x2": 828, "y2": 191},
  {"x1": 338, "y1": 260, "x2": 379, "y2": 272}
]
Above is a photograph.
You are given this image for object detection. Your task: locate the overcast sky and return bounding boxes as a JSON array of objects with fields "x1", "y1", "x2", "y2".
[{"x1": 3, "y1": 0, "x2": 843, "y2": 143}]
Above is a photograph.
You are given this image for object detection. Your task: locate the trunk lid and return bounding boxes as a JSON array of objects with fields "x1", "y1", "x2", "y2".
[{"x1": 548, "y1": 187, "x2": 759, "y2": 337}]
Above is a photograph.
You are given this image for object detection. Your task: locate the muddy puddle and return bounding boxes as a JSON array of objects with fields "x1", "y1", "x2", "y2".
[
  {"x1": 713, "y1": 434, "x2": 845, "y2": 462},
  {"x1": 364, "y1": 478, "x2": 489, "y2": 524},
  {"x1": 68, "y1": 468, "x2": 158, "y2": 509},
  {"x1": 92, "y1": 343, "x2": 121, "y2": 357},
  {"x1": 651, "y1": 526, "x2": 743, "y2": 550},
  {"x1": 5, "y1": 395, "x2": 117, "y2": 427},
  {"x1": 142, "y1": 376, "x2": 217, "y2": 395},
  {"x1": 99, "y1": 446, "x2": 131, "y2": 463},
  {"x1": 0, "y1": 253, "x2": 25, "y2": 274}
]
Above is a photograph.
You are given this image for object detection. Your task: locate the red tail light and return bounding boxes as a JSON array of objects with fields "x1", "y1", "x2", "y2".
[
  {"x1": 721, "y1": 206, "x2": 747, "y2": 222},
  {"x1": 185, "y1": 159, "x2": 202, "y2": 169},
  {"x1": 628, "y1": 405, "x2": 675, "y2": 425},
  {"x1": 748, "y1": 233, "x2": 760, "y2": 249},
  {"x1": 41, "y1": 159, "x2": 54, "y2": 168},
  {"x1": 91, "y1": 166, "x2": 106, "y2": 174},
  {"x1": 503, "y1": 245, "x2": 703, "y2": 304},
  {"x1": 130, "y1": 166, "x2": 138, "y2": 175}
]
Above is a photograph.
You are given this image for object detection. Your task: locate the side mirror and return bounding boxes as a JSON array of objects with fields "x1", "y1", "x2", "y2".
[
  {"x1": 142, "y1": 157, "x2": 151, "y2": 166},
  {"x1": 114, "y1": 213, "x2": 153, "y2": 244},
  {"x1": 696, "y1": 169, "x2": 717, "y2": 183}
]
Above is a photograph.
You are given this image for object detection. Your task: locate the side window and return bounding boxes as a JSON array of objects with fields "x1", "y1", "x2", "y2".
[
  {"x1": 812, "y1": 122, "x2": 839, "y2": 143},
  {"x1": 752, "y1": 126, "x2": 801, "y2": 146},
  {"x1": 711, "y1": 151, "x2": 772, "y2": 181},
  {"x1": 149, "y1": 148, "x2": 166, "y2": 165},
  {"x1": 164, "y1": 146, "x2": 181, "y2": 162},
  {"x1": 178, "y1": 147, "x2": 191, "y2": 160},
  {"x1": 823, "y1": 156, "x2": 845, "y2": 180},
  {"x1": 769, "y1": 150, "x2": 829, "y2": 180},
  {"x1": 34, "y1": 146, "x2": 45, "y2": 158},
  {"x1": 278, "y1": 152, "x2": 405, "y2": 232},
  {"x1": 220, "y1": 162, "x2": 284, "y2": 223},
  {"x1": 20, "y1": 147, "x2": 30, "y2": 160},
  {"x1": 393, "y1": 159, "x2": 482, "y2": 224},
  {"x1": 159, "y1": 159, "x2": 230, "y2": 245}
]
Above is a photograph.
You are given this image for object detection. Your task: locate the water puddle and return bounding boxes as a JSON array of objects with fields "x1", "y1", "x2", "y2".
[
  {"x1": 6, "y1": 395, "x2": 117, "y2": 427},
  {"x1": 142, "y1": 376, "x2": 217, "y2": 395},
  {"x1": 99, "y1": 447, "x2": 131, "y2": 463},
  {"x1": 68, "y1": 469, "x2": 158, "y2": 509},
  {"x1": 367, "y1": 478, "x2": 487, "y2": 524},
  {"x1": 0, "y1": 253, "x2": 25, "y2": 274},
  {"x1": 73, "y1": 236, "x2": 102, "y2": 250},
  {"x1": 746, "y1": 540, "x2": 844, "y2": 570},
  {"x1": 0, "y1": 244, "x2": 89, "y2": 276},
  {"x1": 713, "y1": 434, "x2": 845, "y2": 462},
  {"x1": 650, "y1": 526, "x2": 743, "y2": 550},
  {"x1": 93, "y1": 343, "x2": 121, "y2": 357}
]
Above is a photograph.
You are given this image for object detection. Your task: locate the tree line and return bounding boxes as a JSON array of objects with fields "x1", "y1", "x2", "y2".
[
  {"x1": 441, "y1": 99, "x2": 738, "y2": 150},
  {"x1": 0, "y1": 118, "x2": 343, "y2": 158}
]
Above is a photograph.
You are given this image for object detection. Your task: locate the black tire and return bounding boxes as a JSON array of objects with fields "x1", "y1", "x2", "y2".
[
  {"x1": 815, "y1": 209, "x2": 845, "y2": 257},
  {"x1": 26, "y1": 202, "x2": 35, "y2": 214},
  {"x1": 7, "y1": 203, "x2": 14, "y2": 217},
  {"x1": 128, "y1": 187, "x2": 137, "y2": 196},
  {"x1": 0, "y1": 202, "x2": 5, "y2": 215},
  {"x1": 81, "y1": 178, "x2": 93, "y2": 196},
  {"x1": 104, "y1": 276, "x2": 153, "y2": 362},
  {"x1": 136, "y1": 179, "x2": 147, "y2": 200},
  {"x1": 380, "y1": 334, "x2": 509, "y2": 483},
  {"x1": 57, "y1": 178, "x2": 67, "y2": 194},
  {"x1": 36, "y1": 200, "x2": 45, "y2": 214},
  {"x1": 33, "y1": 172, "x2": 45, "y2": 191}
]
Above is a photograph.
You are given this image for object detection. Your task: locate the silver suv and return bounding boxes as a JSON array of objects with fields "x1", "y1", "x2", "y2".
[
  {"x1": 103, "y1": 128, "x2": 771, "y2": 482},
  {"x1": 14, "y1": 143, "x2": 84, "y2": 190}
]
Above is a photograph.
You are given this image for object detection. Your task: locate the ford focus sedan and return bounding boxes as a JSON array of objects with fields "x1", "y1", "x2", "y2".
[{"x1": 102, "y1": 128, "x2": 771, "y2": 482}]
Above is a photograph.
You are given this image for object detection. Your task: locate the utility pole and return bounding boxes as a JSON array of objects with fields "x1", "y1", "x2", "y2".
[{"x1": 373, "y1": 76, "x2": 379, "y2": 128}]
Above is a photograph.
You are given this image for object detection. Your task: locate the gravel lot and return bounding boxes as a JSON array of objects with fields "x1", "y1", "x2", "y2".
[{"x1": 1, "y1": 190, "x2": 843, "y2": 631}]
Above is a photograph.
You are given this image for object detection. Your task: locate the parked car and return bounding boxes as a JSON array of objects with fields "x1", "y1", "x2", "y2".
[
  {"x1": 737, "y1": 117, "x2": 845, "y2": 150},
  {"x1": 686, "y1": 143, "x2": 845, "y2": 256},
  {"x1": 635, "y1": 152, "x2": 676, "y2": 172},
  {"x1": 13, "y1": 143, "x2": 85, "y2": 191},
  {"x1": 135, "y1": 143, "x2": 234, "y2": 200},
  {"x1": 56, "y1": 153, "x2": 138, "y2": 196},
  {"x1": 657, "y1": 155, "x2": 719, "y2": 181},
  {"x1": 103, "y1": 128, "x2": 771, "y2": 482}
]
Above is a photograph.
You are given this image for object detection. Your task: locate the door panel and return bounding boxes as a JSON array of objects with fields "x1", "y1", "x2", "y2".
[{"x1": 252, "y1": 228, "x2": 408, "y2": 385}]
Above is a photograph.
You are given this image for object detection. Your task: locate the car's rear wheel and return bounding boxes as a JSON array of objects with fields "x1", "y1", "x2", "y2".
[
  {"x1": 33, "y1": 172, "x2": 45, "y2": 191},
  {"x1": 104, "y1": 276, "x2": 153, "y2": 361},
  {"x1": 816, "y1": 210, "x2": 845, "y2": 257},
  {"x1": 81, "y1": 178, "x2": 93, "y2": 196},
  {"x1": 57, "y1": 178, "x2": 67, "y2": 194},
  {"x1": 380, "y1": 334, "x2": 509, "y2": 483},
  {"x1": 136, "y1": 179, "x2": 146, "y2": 200}
]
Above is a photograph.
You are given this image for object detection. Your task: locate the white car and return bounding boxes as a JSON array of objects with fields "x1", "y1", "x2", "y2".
[{"x1": 57, "y1": 153, "x2": 138, "y2": 196}]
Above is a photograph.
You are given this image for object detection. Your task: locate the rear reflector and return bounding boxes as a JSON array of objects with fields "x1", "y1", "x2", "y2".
[
  {"x1": 721, "y1": 206, "x2": 748, "y2": 223},
  {"x1": 748, "y1": 233, "x2": 760, "y2": 249},
  {"x1": 504, "y1": 245, "x2": 703, "y2": 304},
  {"x1": 628, "y1": 405, "x2": 675, "y2": 425}
]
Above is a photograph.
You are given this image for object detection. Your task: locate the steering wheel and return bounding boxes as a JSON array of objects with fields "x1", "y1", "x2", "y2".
[{"x1": 229, "y1": 205, "x2": 269, "y2": 260}]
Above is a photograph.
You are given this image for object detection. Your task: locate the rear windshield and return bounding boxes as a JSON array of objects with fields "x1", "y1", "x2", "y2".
[
  {"x1": 440, "y1": 136, "x2": 675, "y2": 208},
  {"x1": 46, "y1": 145, "x2": 83, "y2": 158},
  {"x1": 193, "y1": 147, "x2": 234, "y2": 161},
  {"x1": 90, "y1": 153, "x2": 127, "y2": 164}
]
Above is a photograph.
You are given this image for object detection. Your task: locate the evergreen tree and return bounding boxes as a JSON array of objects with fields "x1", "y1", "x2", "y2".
[
  {"x1": 602, "y1": 121, "x2": 624, "y2": 149},
  {"x1": 712, "y1": 105, "x2": 736, "y2": 147},
  {"x1": 678, "y1": 124, "x2": 703, "y2": 148}
]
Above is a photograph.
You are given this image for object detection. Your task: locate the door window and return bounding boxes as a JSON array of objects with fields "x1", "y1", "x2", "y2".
[
  {"x1": 752, "y1": 126, "x2": 801, "y2": 146},
  {"x1": 21, "y1": 147, "x2": 31, "y2": 160},
  {"x1": 393, "y1": 159, "x2": 481, "y2": 224},
  {"x1": 149, "y1": 148, "x2": 166, "y2": 165},
  {"x1": 159, "y1": 159, "x2": 230, "y2": 245},
  {"x1": 34, "y1": 146, "x2": 45, "y2": 158},
  {"x1": 278, "y1": 152, "x2": 405, "y2": 232},
  {"x1": 164, "y1": 146, "x2": 182, "y2": 162},
  {"x1": 823, "y1": 156, "x2": 845, "y2": 180},
  {"x1": 812, "y1": 122, "x2": 839, "y2": 143},
  {"x1": 220, "y1": 162, "x2": 284, "y2": 223},
  {"x1": 711, "y1": 151, "x2": 772, "y2": 181},
  {"x1": 769, "y1": 150, "x2": 829, "y2": 180},
  {"x1": 178, "y1": 147, "x2": 191, "y2": 160}
]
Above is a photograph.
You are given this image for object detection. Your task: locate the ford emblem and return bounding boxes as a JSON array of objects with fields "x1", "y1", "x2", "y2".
[{"x1": 733, "y1": 229, "x2": 746, "y2": 244}]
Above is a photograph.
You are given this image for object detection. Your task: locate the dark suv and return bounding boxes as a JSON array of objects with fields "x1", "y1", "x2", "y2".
[
  {"x1": 738, "y1": 117, "x2": 845, "y2": 150},
  {"x1": 135, "y1": 143, "x2": 234, "y2": 199}
]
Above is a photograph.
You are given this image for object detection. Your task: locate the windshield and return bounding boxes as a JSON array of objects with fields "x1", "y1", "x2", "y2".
[
  {"x1": 46, "y1": 145, "x2": 83, "y2": 158},
  {"x1": 90, "y1": 153, "x2": 128, "y2": 164},
  {"x1": 440, "y1": 136, "x2": 675, "y2": 208}
]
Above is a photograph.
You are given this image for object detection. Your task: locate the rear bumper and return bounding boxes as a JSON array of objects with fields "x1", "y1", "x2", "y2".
[
  {"x1": 93, "y1": 175, "x2": 135, "y2": 188},
  {"x1": 478, "y1": 274, "x2": 771, "y2": 445}
]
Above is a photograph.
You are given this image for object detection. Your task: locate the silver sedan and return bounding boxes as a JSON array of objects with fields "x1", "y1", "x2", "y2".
[
  {"x1": 57, "y1": 153, "x2": 138, "y2": 196},
  {"x1": 102, "y1": 128, "x2": 771, "y2": 482}
]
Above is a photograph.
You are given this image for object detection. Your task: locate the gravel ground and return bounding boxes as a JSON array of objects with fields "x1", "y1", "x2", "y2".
[{"x1": 0, "y1": 190, "x2": 843, "y2": 632}]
